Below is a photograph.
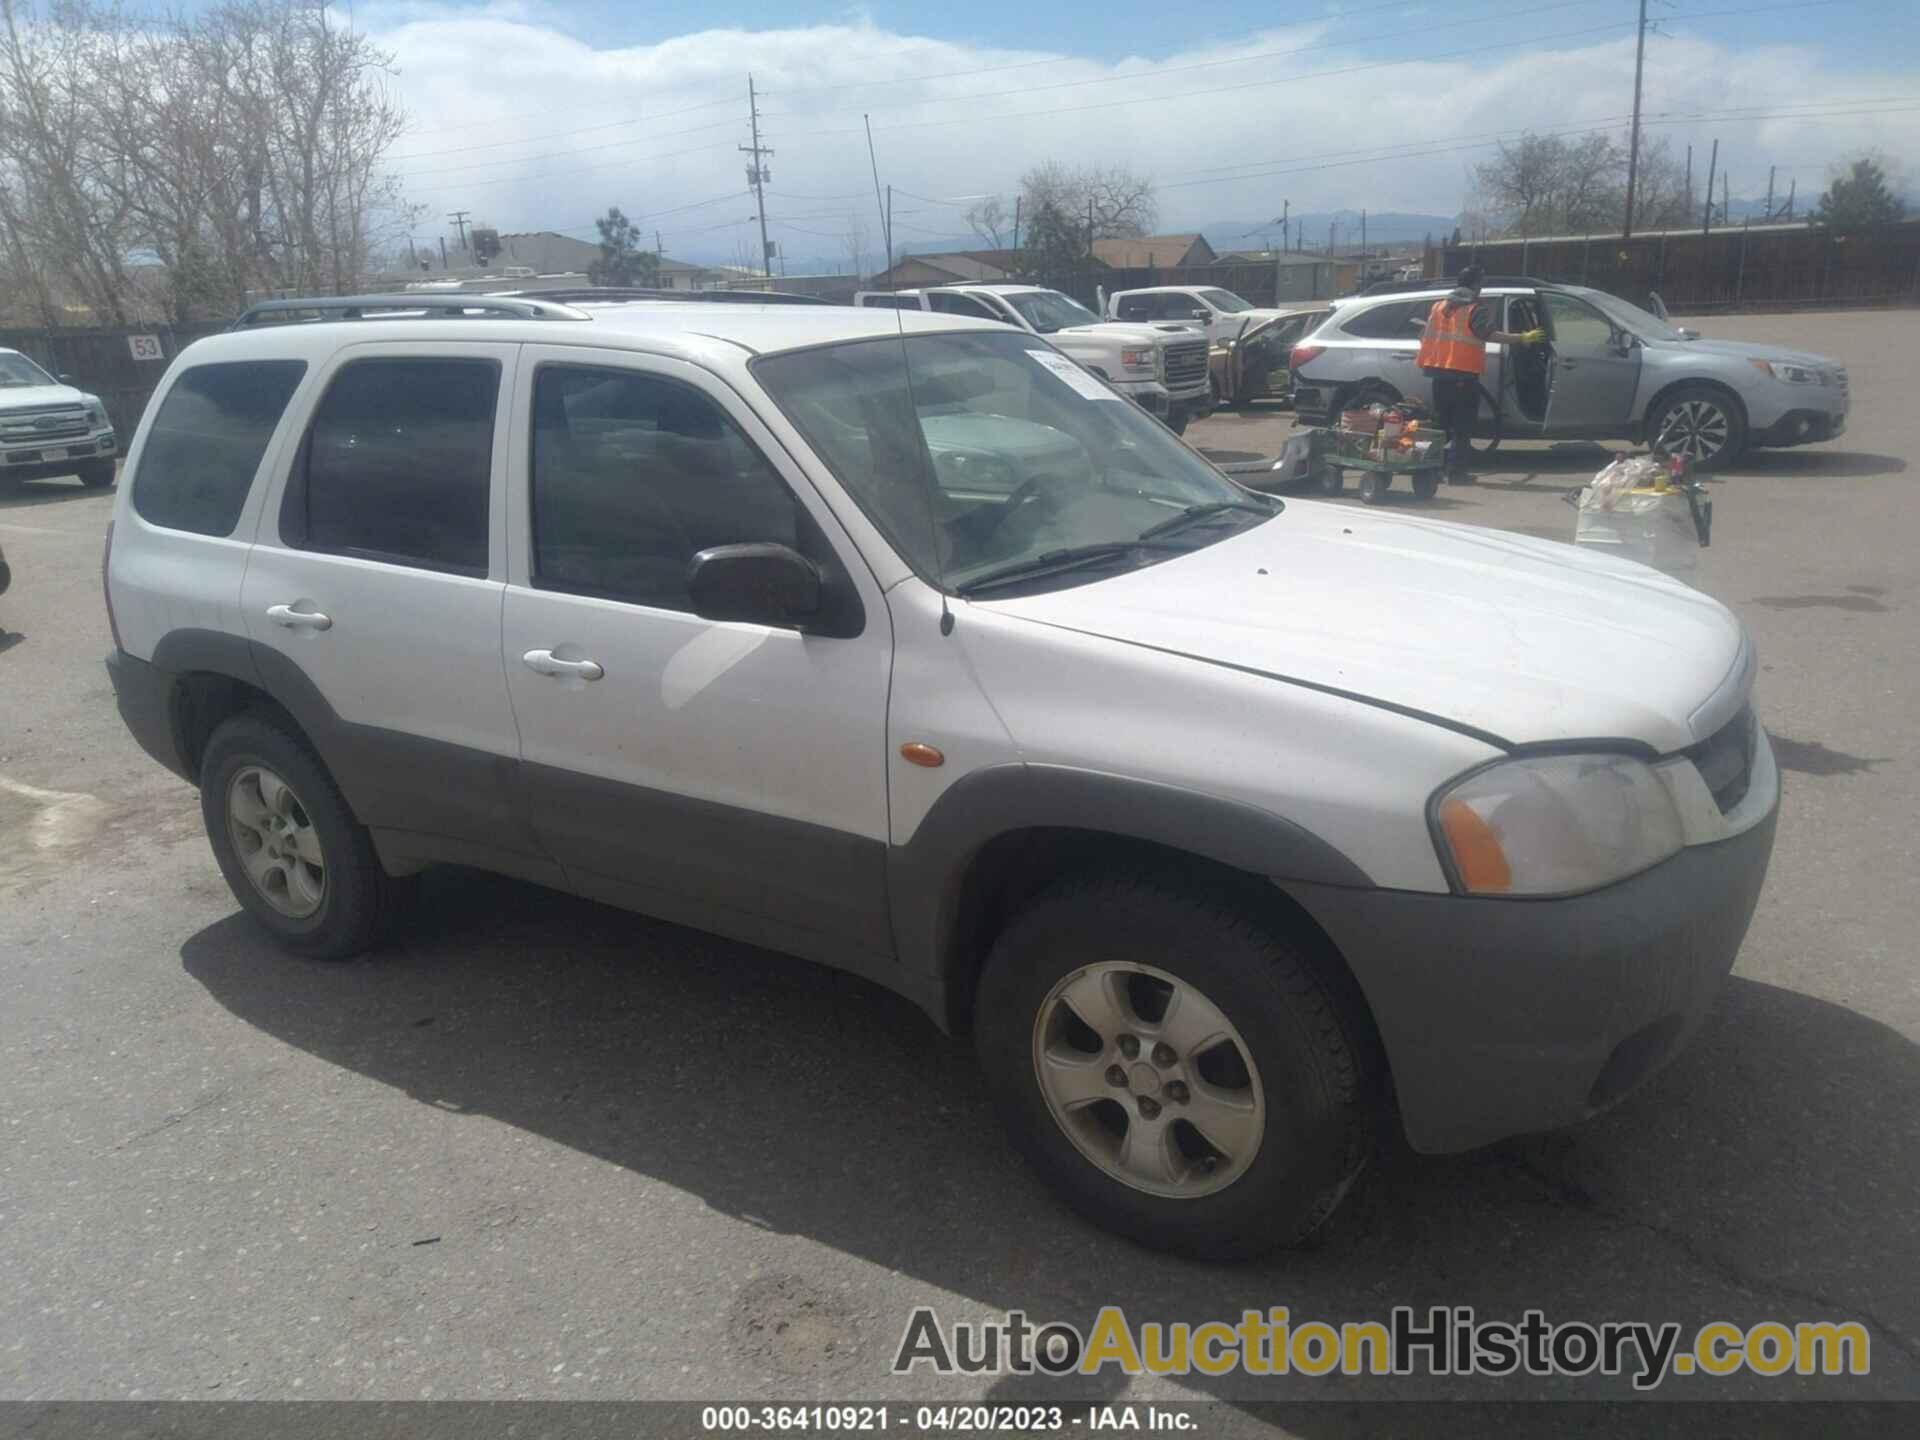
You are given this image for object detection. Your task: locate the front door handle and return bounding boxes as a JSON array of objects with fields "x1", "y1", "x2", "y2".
[
  {"x1": 523, "y1": 648, "x2": 604, "y2": 682},
  {"x1": 266, "y1": 603, "x2": 332, "y2": 631}
]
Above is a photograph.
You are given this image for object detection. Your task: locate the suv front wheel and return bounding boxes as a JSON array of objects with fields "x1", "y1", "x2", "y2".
[
  {"x1": 199, "y1": 715, "x2": 399, "y2": 959},
  {"x1": 974, "y1": 869, "x2": 1375, "y2": 1258},
  {"x1": 1648, "y1": 385, "x2": 1747, "y2": 471}
]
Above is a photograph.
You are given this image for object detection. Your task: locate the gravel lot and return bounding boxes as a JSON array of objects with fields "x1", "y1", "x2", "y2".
[{"x1": 0, "y1": 310, "x2": 1914, "y2": 1417}]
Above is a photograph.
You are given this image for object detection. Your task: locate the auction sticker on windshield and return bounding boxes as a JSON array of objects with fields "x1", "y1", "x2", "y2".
[{"x1": 1025, "y1": 349, "x2": 1120, "y2": 400}]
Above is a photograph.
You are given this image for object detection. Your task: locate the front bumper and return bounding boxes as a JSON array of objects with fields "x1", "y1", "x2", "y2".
[
  {"x1": 1753, "y1": 406, "x2": 1847, "y2": 447},
  {"x1": 1288, "y1": 766, "x2": 1779, "y2": 1154},
  {"x1": 1111, "y1": 379, "x2": 1171, "y2": 420},
  {"x1": 1, "y1": 428, "x2": 117, "y2": 478}
]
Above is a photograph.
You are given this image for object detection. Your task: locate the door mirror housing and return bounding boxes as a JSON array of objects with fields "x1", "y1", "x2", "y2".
[
  {"x1": 687, "y1": 543, "x2": 821, "y2": 628},
  {"x1": 1610, "y1": 330, "x2": 1638, "y2": 356},
  {"x1": 58, "y1": 373, "x2": 75, "y2": 384}
]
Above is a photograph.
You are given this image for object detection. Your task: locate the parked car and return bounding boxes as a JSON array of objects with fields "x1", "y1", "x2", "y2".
[
  {"x1": 107, "y1": 291, "x2": 1778, "y2": 1258},
  {"x1": 0, "y1": 348, "x2": 119, "y2": 488},
  {"x1": 1107, "y1": 288, "x2": 1329, "y2": 408},
  {"x1": 855, "y1": 284, "x2": 1213, "y2": 433},
  {"x1": 1289, "y1": 280, "x2": 1849, "y2": 470}
]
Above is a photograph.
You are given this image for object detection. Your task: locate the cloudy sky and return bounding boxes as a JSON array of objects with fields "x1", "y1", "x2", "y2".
[{"x1": 360, "y1": 0, "x2": 1920, "y2": 266}]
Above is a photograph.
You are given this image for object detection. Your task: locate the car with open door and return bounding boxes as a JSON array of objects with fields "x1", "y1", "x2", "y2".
[{"x1": 1289, "y1": 280, "x2": 1849, "y2": 470}]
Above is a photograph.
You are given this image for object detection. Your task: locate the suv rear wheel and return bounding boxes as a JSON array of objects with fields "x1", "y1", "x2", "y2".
[
  {"x1": 77, "y1": 460, "x2": 115, "y2": 488},
  {"x1": 974, "y1": 869, "x2": 1375, "y2": 1258},
  {"x1": 199, "y1": 715, "x2": 398, "y2": 959}
]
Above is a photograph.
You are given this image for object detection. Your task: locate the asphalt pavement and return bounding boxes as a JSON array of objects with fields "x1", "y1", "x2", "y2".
[{"x1": 0, "y1": 310, "x2": 1914, "y2": 1420}]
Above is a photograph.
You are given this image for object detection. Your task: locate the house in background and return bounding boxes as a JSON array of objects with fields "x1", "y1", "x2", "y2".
[
  {"x1": 864, "y1": 249, "x2": 1022, "y2": 289},
  {"x1": 496, "y1": 231, "x2": 601, "y2": 274},
  {"x1": 1090, "y1": 233, "x2": 1216, "y2": 270},
  {"x1": 1210, "y1": 249, "x2": 1353, "y2": 301}
]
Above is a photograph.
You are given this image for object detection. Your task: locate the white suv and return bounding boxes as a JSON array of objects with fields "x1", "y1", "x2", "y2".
[
  {"x1": 107, "y1": 292, "x2": 1778, "y2": 1258},
  {"x1": 0, "y1": 347, "x2": 119, "y2": 488}
]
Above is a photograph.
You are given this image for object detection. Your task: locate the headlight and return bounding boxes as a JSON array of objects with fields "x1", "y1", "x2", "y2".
[
  {"x1": 1433, "y1": 753, "x2": 1684, "y2": 896},
  {"x1": 1752, "y1": 359, "x2": 1818, "y2": 385},
  {"x1": 1119, "y1": 348, "x2": 1154, "y2": 371}
]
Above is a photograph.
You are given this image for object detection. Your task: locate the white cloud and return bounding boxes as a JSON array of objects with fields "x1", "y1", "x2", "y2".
[{"x1": 359, "y1": 10, "x2": 1920, "y2": 259}]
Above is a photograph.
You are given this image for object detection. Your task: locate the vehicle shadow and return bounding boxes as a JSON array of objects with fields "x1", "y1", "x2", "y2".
[
  {"x1": 180, "y1": 870, "x2": 1920, "y2": 1402},
  {"x1": 1740, "y1": 450, "x2": 1906, "y2": 479},
  {"x1": 0, "y1": 476, "x2": 111, "y2": 509}
]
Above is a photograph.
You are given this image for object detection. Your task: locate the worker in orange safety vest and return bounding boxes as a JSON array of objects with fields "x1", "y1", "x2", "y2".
[{"x1": 1417, "y1": 265, "x2": 1545, "y2": 484}]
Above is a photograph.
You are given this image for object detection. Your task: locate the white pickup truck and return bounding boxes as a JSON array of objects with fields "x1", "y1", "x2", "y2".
[{"x1": 855, "y1": 284, "x2": 1213, "y2": 433}]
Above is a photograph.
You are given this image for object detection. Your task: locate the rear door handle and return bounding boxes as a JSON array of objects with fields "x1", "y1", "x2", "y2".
[
  {"x1": 266, "y1": 603, "x2": 332, "y2": 631},
  {"x1": 522, "y1": 648, "x2": 604, "y2": 682}
]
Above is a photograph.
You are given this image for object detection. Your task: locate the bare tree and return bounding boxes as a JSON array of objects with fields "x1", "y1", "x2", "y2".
[
  {"x1": 1020, "y1": 161, "x2": 1158, "y2": 240},
  {"x1": 0, "y1": 0, "x2": 413, "y2": 323},
  {"x1": 1470, "y1": 131, "x2": 1626, "y2": 236},
  {"x1": 841, "y1": 213, "x2": 870, "y2": 278},
  {"x1": 964, "y1": 195, "x2": 1008, "y2": 249}
]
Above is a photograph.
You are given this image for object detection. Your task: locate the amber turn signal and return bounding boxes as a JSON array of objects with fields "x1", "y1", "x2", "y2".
[
  {"x1": 899, "y1": 742, "x2": 945, "y2": 768},
  {"x1": 1438, "y1": 796, "x2": 1512, "y2": 893}
]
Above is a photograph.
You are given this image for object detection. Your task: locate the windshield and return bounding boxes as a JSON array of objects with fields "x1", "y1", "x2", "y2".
[
  {"x1": 1579, "y1": 289, "x2": 1689, "y2": 342},
  {"x1": 1199, "y1": 289, "x2": 1255, "y2": 313},
  {"x1": 754, "y1": 330, "x2": 1273, "y2": 594},
  {"x1": 1003, "y1": 290, "x2": 1101, "y2": 333},
  {"x1": 0, "y1": 353, "x2": 57, "y2": 388}
]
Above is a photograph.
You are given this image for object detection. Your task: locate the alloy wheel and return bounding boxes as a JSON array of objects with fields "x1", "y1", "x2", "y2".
[
  {"x1": 1031, "y1": 961, "x2": 1265, "y2": 1198},
  {"x1": 1662, "y1": 398, "x2": 1731, "y2": 461},
  {"x1": 226, "y1": 764, "x2": 326, "y2": 918}
]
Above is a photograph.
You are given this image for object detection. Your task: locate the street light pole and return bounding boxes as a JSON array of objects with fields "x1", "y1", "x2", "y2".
[{"x1": 1623, "y1": 0, "x2": 1648, "y2": 238}]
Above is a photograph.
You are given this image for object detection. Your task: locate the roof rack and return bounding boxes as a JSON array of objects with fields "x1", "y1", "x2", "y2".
[
  {"x1": 494, "y1": 285, "x2": 835, "y2": 307},
  {"x1": 230, "y1": 294, "x2": 592, "y2": 328},
  {"x1": 1356, "y1": 274, "x2": 1556, "y2": 296}
]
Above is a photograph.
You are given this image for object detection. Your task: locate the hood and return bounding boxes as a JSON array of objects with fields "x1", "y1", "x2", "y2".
[
  {"x1": 1655, "y1": 335, "x2": 1839, "y2": 369},
  {"x1": 1056, "y1": 321, "x2": 1167, "y2": 347},
  {"x1": 983, "y1": 502, "x2": 1747, "y2": 754},
  {"x1": 0, "y1": 383, "x2": 86, "y2": 412}
]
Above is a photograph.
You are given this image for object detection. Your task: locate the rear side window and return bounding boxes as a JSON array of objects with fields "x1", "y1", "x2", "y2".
[
  {"x1": 1339, "y1": 299, "x2": 1430, "y2": 340},
  {"x1": 929, "y1": 292, "x2": 1002, "y2": 322},
  {"x1": 132, "y1": 361, "x2": 306, "y2": 536},
  {"x1": 529, "y1": 365, "x2": 801, "y2": 611},
  {"x1": 281, "y1": 358, "x2": 498, "y2": 575}
]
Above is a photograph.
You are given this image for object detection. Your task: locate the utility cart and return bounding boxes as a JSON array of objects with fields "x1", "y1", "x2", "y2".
[{"x1": 1325, "y1": 411, "x2": 1446, "y2": 505}]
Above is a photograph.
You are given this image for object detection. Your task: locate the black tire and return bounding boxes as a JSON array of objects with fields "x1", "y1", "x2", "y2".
[
  {"x1": 1358, "y1": 471, "x2": 1389, "y2": 505},
  {"x1": 199, "y1": 714, "x2": 398, "y2": 960},
  {"x1": 77, "y1": 460, "x2": 116, "y2": 489},
  {"x1": 1411, "y1": 470, "x2": 1440, "y2": 500},
  {"x1": 1316, "y1": 465, "x2": 1344, "y2": 497},
  {"x1": 1344, "y1": 381, "x2": 1400, "y2": 413},
  {"x1": 974, "y1": 868, "x2": 1376, "y2": 1259},
  {"x1": 1647, "y1": 384, "x2": 1747, "y2": 472},
  {"x1": 1165, "y1": 410, "x2": 1190, "y2": 437}
]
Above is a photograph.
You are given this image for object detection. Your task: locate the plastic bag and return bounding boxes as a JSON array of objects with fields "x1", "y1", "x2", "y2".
[{"x1": 1578, "y1": 455, "x2": 1665, "y2": 511}]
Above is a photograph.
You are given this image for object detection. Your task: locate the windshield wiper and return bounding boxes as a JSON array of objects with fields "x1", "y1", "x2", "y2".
[
  {"x1": 955, "y1": 541, "x2": 1177, "y2": 597},
  {"x1": 1136, "y1": 499, "x2": 1275, "y2": 542}
]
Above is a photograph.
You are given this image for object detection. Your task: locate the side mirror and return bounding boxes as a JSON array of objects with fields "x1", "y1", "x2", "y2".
[
  {"x1": 687, "y1": 543, "x2": 821, "y2": 628},
  {"x1": 1675, "y1": 326, "x2": 1699, "y2": 341},
  {"x1": 1610, "y1": 331, "x2": 1637, "y2": 355},
  {"x1": 58, "y1": 373, "x2": 75, "y2": 383},
  {"x1": 1187, "y1": 309, "x2": 1212, "y2": 321}
]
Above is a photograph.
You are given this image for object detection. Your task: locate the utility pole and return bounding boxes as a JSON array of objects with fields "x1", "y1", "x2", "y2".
[
  {"x1": 1765, "y1": 166, "x2": 1776, "y2": 220},
  {"x1": 1361, "y1": 208, "x2": 1367, "y2": 256},
  {"x1": 1783, "y1": 177, "x2": 1795, "y2": 220},
  {"x1": 655, "y1": 230, "x2": 664, "y2": 256},
  {"x1": 1722, "y1": 172, "x2": 1730, "y2": 228},
  {"x1": 1701, "y1": 138, "x2": 1718, "y2": 235},
  {"x1": 406, "y1": 236, "x2": 418, "y2": 267},
  {"x1": 863, "y1": 114, "x2": 891, "y2": 281},
  {"x1": 741, "y1": 75, "x2": 774, "y2": 277},
  {"x1": 1012, "y1": 196, "x2": 1022, "y2": 253},
  {"x1": 1623, "y1": 0, "x2": 1648, "y2": 237},
  {"x1": 438, "y1": 236, "x2": 448, "y2": 269},
  {"x1": 446, "y1": 210, "x2": 471, "y2": 254},
  {"x1": 1685, "y1": 144, "x2": 1693, "y2": 211}
]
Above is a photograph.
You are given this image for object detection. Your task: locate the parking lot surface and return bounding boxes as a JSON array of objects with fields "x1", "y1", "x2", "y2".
[{"x1": 1, "y1": 310, "x2": 1915, "y2": 1412}]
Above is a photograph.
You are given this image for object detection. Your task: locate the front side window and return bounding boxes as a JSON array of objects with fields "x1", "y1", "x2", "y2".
[
  {"x1": 1543, "y1": 293, "x2": 1614, "y2": 348},
  {"x1": 929, "y1": 292, "x2": 1002, "y2": 322},
  {"x1": 1115, "y1": 295, "x2": 1152, "y2": 321},
  {"x1": 755, "y1": 331, "x2": 1275, "y2": 595},
  {"x1": 0, "y1": 352, "x2": 56, "y2": 388},
  {"x1": 529, "y1": 366, "x2": 801, "y2": 611},
  {"x1": 1199, "y1": 289, "x2": 1255, "y2": 313},
  {"x1": 133, "y1": 361, "x2": 307, "y2": 536},
  {"x1": 282, "y1": 357, "x2": 497, "y2": 575},
  {"x1": 1003, "y1": 290, "x2": 1100, "y2": 333}
]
